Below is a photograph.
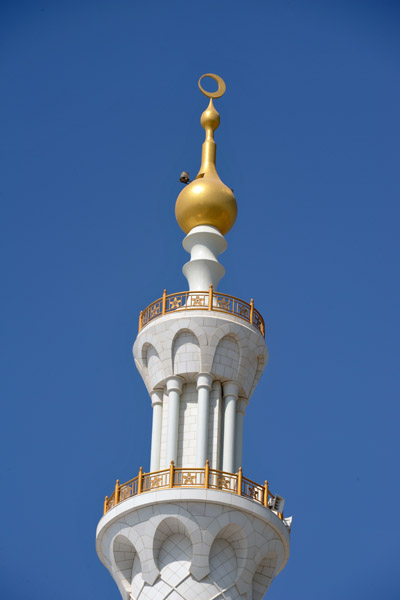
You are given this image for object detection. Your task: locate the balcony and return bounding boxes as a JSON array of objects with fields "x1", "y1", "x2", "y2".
[
  {"x1": 138, "y1": 286, "x2": 265, "y2": 337},
  {"x1": 103, "y1": 462, "x2": 284, "y2": 521}
]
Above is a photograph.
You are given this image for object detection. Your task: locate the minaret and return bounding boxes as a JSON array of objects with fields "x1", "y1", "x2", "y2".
[{"x1": 96, "y1": 73, "x2": 291, "y2": 600}]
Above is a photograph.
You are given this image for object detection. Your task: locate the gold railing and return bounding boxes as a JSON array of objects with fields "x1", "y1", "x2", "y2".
[
  {"x1": 103, "y1": 461, "x2": 283, "y2": 520},
  {"x1": 138, "y1": 286, "x2": 265, "y2": 337}
]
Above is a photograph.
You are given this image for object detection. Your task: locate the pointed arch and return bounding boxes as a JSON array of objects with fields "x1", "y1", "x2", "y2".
[
  {"x1": 211, "y1": 334, "x2": 241, "y2": 382},
  {"x1": 172, "y1": 329, "x2": 200, "y2": 376},
  {"x1": 112, "y1": 534, "x2": 142, "y2": 598}
]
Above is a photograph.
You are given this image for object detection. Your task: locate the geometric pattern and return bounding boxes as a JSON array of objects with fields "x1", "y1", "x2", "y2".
[{"x1": 98, "y1": 496, "x2": 288, "y2": 600}]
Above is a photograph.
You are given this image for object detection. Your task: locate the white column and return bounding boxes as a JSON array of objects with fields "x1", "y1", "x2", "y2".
[
  {"x1": 182, "y1": 225, "x2": 227, "y2": 291},
  {"x1": 166, "y1": 376, "x2": 183, "y2": 465},
  {"x1": 234, "y1": 399, "x2": 246, "y2": 471},
  {"x1": 222, "y1": 381, "x2": 239, "y2": 473},
  {"x1": 150, "y1": 389, "x2": 163, "y2": 472},
  {"x1": 196, "y1": 373, "x2": 213, "y2": 467}
]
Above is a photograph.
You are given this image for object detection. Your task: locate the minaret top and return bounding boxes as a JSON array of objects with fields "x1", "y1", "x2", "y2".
[{"x1": 175, "y1": 73, "x2": 238, "y2": 236}]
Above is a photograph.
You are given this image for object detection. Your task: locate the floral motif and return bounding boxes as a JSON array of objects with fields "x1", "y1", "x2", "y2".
[
  {"x1": 150, "y1": 303, "x2": 161, "y2": 318},
  {"x1": 217, "y1": 476, "x2": 233, "y2": 490},
  {"x1": 191, "y1": 295, "x2": 205, "y2": 306},
  {"x1": 149, "y1": 475, "x2": 163, "y2": 489},
  {"x1": 182, "y1": 473, "x2": 197, "y2": 485},
  {"x1": 120, "y1": 486, "x2": 133, "y2": 501},
  {"x1": 246, "y1": 485, "x2": 259, "y2": 500},
  {"x1": 217, "y1": 297, "x2": 230, "y2": 310},
  {"x1": 139, "y1": 291, "x2": 265, "y2": 336},
  {"x1": 238, "y1": 304, "x2": 249, "y2": 317},
  {"x1": 169, "y1": 296, "x2": 182, "y2": 309}
]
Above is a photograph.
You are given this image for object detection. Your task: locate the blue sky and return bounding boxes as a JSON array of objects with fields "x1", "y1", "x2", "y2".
[{"x1": 1, "y1": 1, "x2": 399, "y2": 598}]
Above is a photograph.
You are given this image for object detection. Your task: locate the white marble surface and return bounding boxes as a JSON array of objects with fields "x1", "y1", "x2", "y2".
[
  {"x1": 134, "y1": 312, "x2": 268, "y2": 399},
  {"x1": 96, "y1": 489, "x2": 290, "y2": 600},
  {"x1": 135, "y1": 312, "x2": 268, "y2": 471},
  {"x1": 182, "y1": 225, "x2": 227, "y2": 292}
]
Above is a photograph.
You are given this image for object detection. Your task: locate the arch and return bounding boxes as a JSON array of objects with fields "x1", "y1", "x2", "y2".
[
  {"x1": 251, "y1": 550, "x2": 278, "y2": 600},
  {"x1": 133, "y1": 317, "x2": 210, "y2": 386},
  {"x1": 237, "y1": 348, "x2": 258, "y2": 398},
  {"x1": 142, "y1": 343, "x2": 161, "y2": 382},
  {"x1": 172, "y1": 329, "x2": 200, "y2": 376},
  {"x1": 166, "y1": 319, "x2": 208, "y2": 348},
  {"x1": 211, "y1": 335, "x2": 240, "y2": 382},
  {"x1": 132, "y1": 341, "x2": 164, "y2": 393},
  {"x1": 153, "y1": 516, "x2": 193, "y2": 562},
  {"x1": 142, "y1": 342, "x2": 156, "y2": 367},
  {"x1": 252, "y1": 538, "x2": 284, "y2": 578},
  {"x1": 146, "y1": 510, "x2": 208, "y2": 580},
  {"x1": 202, "y1": 510, "x2": 254, "y2": 592},
  {"x1": 202, "y1": 510, "x2": 254, "y2": 553},
  {"x1": 248, "y1": 353, "x2": 267, "y2": 399},
  {"x1": 112, "y1": 534, "x2": 142, "y2": 596},
  {"x1": 208, "y1": 325, "x2": 245, "y2": 354},
  {"x1": 107, "y1": 523, "x2": 158, "y2": 587},
  {"x1": 158, "y1": 533, "x2": 192, "y2": 587},
  {"x1": 209, "y1": 522, "x2": 250, "y2": 591},
  {"x1": 217, "y1": 522, "x2": 248, "y2": 556},
  {"x1": 131, "y1": 555, "x2": 144, "y2": 600},
  {"x1": 205, "y1": 324, "x2": 247, "y2": 374},
  {"x1": 152, "y1": 516, "x2": 193, "y2": 587},
  {"x1": 210, "y1": 536, "x2": 237, "y2": 589}
]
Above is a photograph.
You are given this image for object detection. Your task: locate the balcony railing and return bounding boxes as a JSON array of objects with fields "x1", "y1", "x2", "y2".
[
  {"x1": 103, "y1": 461, "x2": 283, "y2": 520},
  {"x1": 138, "y1": 286, "x2": 265, "y2": 337}
]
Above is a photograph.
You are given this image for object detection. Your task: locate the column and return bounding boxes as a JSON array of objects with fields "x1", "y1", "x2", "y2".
[
  {"x1": 150, "y1": 389, "x2": 163, "y2": 472},
  {"x1": 166, "y1": 376, "x2": 183, "y2": 465},
  {"x1": 196, "y1": 373, "x2": 213, "y2": 467},
  {"x1": 222, "y1": 381, "x2": 239, "y2": 473},
  {"x1": 234, "y1": 398, "x2": 246, "y2": 471}
]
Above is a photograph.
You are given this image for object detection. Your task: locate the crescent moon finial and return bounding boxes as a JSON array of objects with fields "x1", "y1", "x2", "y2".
[
  {"x1": 175, "y1": 74, "x2": 237, "y2": 236},
  {"x1": 198, "y1": 73, "x2": 226, "y2": 99}
]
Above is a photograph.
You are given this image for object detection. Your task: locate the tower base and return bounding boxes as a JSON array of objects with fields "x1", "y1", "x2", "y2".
[{"x1": 96, "y1": 489, "x2": 290, "y2": 600}]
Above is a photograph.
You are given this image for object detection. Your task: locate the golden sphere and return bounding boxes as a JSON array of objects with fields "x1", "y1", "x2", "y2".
[
  {"x1": 175, "y1": 176, "x2": 237, "y2": 235},
  {"x1": 200, "y1": 105, "x2": 220, "y2": 131}
]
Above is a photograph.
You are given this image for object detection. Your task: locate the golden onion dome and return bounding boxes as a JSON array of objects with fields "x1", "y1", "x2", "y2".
[{"x1": 175, "y1": 74, "x2": 237, "y2": 236}]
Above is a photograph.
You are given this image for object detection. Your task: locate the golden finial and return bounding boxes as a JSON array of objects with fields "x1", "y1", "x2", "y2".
[
  {"x1": 198, "y1": 73, "x2": 226, "y2": 99},
  {"x1": 175, "y1": 74, "x2": 237, "y2": 236}
]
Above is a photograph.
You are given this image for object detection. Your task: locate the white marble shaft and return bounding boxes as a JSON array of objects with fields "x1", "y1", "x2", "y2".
[
  {"x1": 133, "y1": 311, "x2": 268, "y2": 471},
  {"x1": 150, "y1": 390, "x2": 163, "y2": 472},
  {"x1": 196, "y1": 373, "x2": 213, "y2": 467},
  {"x1": 165, "y1": 377, "x2": 183, "y2": 465},
  {"x1": 234, "y1": 400, "x2": 246, "y2": 476},
  {"x1": 96, "y1": 489, "x2": 290, "y2": 600},
  {"x1": 222, "y1": 382, "x2": 239, "y2": 473},
  {"x1": 182, "y1": 225, "x2": 227, "y2": 291}
]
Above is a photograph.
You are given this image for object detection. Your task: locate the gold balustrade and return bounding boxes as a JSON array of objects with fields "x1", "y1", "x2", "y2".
[
  {"x1": 138, "y1": 286, "x2": 265, "y2": 337},
  {"x1": 103, "y1": 462, "x2": 283, "y2": 520}
]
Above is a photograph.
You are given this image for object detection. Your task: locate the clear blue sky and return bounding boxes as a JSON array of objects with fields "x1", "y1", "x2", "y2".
[{"x1": 1, "y1": 1, "x2": 399, "y2": 598}]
